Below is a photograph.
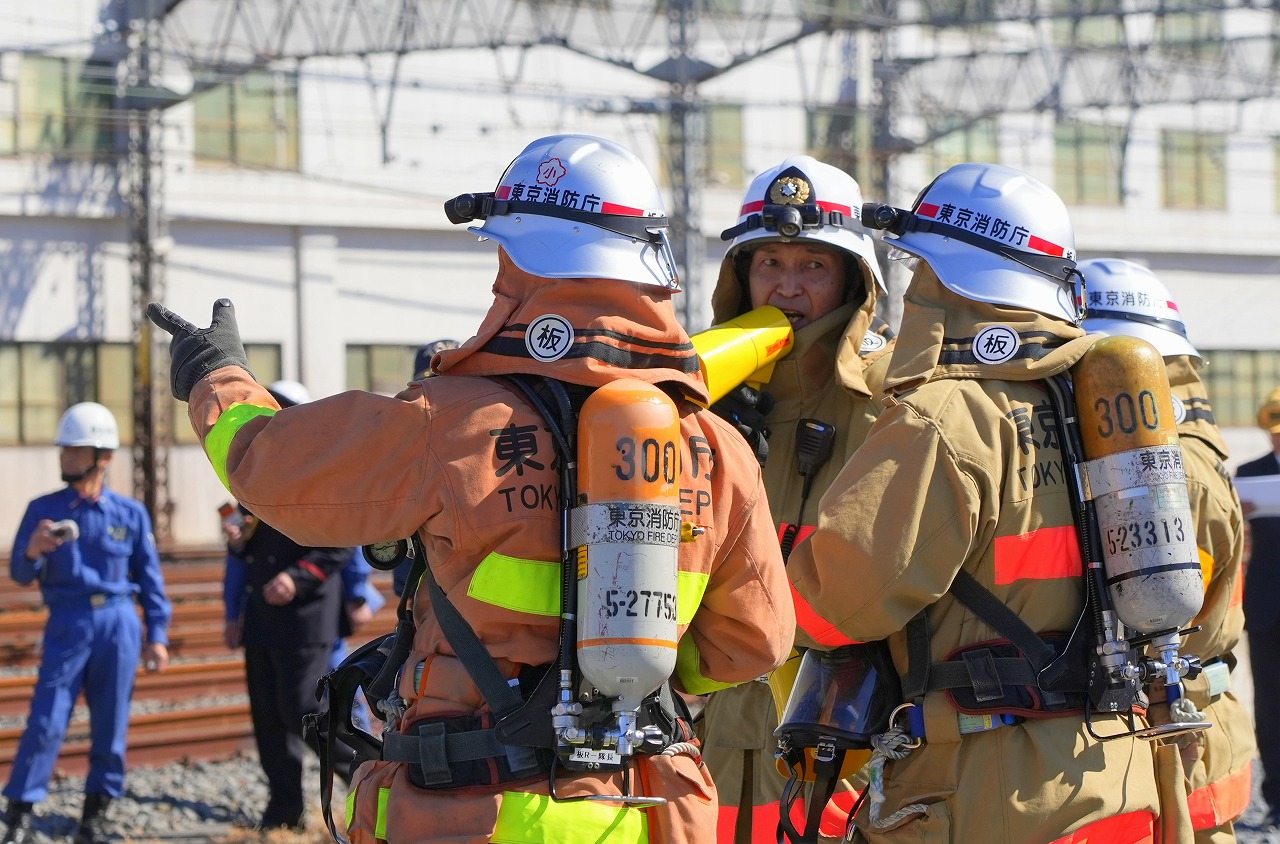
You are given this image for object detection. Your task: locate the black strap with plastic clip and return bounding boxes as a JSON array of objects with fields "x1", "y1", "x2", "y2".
[
  {"x1": 307, "y1": 631, "x2": 400, "y2": 844},
  {"x1": 401, "y1": 532, "x2": 545, "y2": 779},
  {"x1": 309, "y1": 544, "x2": 429, "y2": 843}
]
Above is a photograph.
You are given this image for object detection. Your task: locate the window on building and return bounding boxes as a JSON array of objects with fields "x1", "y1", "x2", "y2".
[
  {"x1": 806, "y1": 104, "x2": 871, "y2": 190},
  {"x1": 658, "y1": 103, "x2": 744, "y2": 189},
  {"x1": 1049, "y1": 0, "x2": 1123, "y2": 47},
  {"x1": 346, "y1": 344, "x2": 419, "y2": 395},
  {"x1": 0, "y1": 342, "x2": 133, "y2": 445},
  {"x1": 0, "y1": 341, "x2": 282, "y2": 446},
  {"x1": 1198, "y1": 350, "x2": 1280, "y2": 428},
  {"x1": 192, "y1": 69, "x2": 299, "y2": 170},
  {"x1": 1162, "y1": 129, "x2": 1226, "y2": 210},
  {"x1": 924, "y1": 116, "x2": 998, "y2": 175},
  {"x1": 1155, "y1": 6, "x2": 1223, "y2": 60},
  {"x1": 1054, "y1": 122, "x2": 1122, "y2": 206},
  {"x1": 802, "y1": 0, "x2": 861, "y2": 23},
  {"x1": 14, "y1": 54, "x2": 115, "y2": 158},
  {"x1": 170, "y1": 344, "x2": 281, "y2": 444},
  {"x1": 919, "y1": 0, "x2": 999, "y2": 32}
]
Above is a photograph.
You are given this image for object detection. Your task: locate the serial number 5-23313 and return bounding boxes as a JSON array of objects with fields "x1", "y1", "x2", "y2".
[{"x1": 1105, "y1": 518, "x2": 1186, "y2": 556}]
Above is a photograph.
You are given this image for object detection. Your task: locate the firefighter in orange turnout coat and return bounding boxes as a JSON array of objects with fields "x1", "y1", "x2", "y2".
[{"x1": 147, "y1": 134, "x2": 795, "y2": 844}]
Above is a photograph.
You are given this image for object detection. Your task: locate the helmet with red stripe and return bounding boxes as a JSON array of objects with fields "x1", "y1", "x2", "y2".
[
  {"x1": 720, "y1": 155, "x2": 885, "y2": 295},
  {"x1": 863, "y1": 162, "x2": 1083, "y2": 323},
  {"x1": 443, "y1": 134, "x2": 679, "y2": 290},
  {"x1": 1080, "y1": 258, "x2": 1200, "y2": 363}
]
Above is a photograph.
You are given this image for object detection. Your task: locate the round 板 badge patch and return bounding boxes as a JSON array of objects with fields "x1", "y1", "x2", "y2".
[
  {"x1": 1172, "y1": 395, "x2": 1187, "y2": 426},
  {"x1": 972, "y1": 325, "x2": 1020, "y2": 365},
  {"x1": 861, "y1": 332, "x2": 888, "y2": 355},
  {"x1": 526, "y1": 314, "x2": 574, "y2": 362}
]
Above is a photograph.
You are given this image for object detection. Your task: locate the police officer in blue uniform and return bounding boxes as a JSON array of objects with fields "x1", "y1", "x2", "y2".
[{"x1": 2, "y1": 402, "x2": 171, "y2": 844}]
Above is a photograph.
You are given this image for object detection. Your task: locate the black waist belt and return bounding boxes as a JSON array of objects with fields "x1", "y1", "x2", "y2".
[{"x1": 382, "y1": 715, "x2": 549, "y2": 790}]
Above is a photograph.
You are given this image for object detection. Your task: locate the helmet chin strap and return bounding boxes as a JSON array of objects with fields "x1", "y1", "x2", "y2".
[{"x1": 61, "y1": 449, "x2": 107, "y2": 484}]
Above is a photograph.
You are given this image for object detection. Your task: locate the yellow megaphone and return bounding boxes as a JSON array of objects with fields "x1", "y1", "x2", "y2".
[{"x1": 690, "y1": 305, "x2": 794, "y2": 406}]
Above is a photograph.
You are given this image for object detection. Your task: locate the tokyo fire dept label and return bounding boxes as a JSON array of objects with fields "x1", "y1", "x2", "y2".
[
  {"x1": 526, "y1": 313, "x2": 574, "y2": 362},
  {"x1": 973, "y1": 324, "x2": 1020, "y2": 365}
]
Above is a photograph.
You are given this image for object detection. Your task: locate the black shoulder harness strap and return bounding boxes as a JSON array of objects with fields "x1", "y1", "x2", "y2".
[
  {"x1": 379, "y1": 374, "x2": 579, "y2": 776},
  {"x1": 309, "y1": 548, "x2": 427, "y2": 844}
]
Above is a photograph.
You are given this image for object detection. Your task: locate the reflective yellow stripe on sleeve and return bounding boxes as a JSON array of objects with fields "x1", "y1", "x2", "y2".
[
  {"x1": 676, "y1": 570, "x2": 708, "y2": 626},
  {"x1": 469, "y1": 553, "x2": 711, "y2": 625},
  {"x1": 489, "y1": 791, "x2": 647, "y2": 844},
  {"x1": 469, "y1": 552, "x2": 562, "y2": 616},
  {"x1": 376, "y1": 786, "x2": 390, "y2": 840},
  {"x1": 675, "y1": 634, "x2": 739, "y2": 695},
  {"x1": 674, "y1": 570, "x2": 735, "y2": 693},
  {"x1": 203, "y1": 402, "x2": 277, "y2": 492},
  {"x1": 344, "y1": 784, "x2": 391, "y2": 841}
]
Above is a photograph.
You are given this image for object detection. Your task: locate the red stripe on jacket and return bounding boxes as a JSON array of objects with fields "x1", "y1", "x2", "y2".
[
  {"x1": 779, "y1": 524, "x2": 858, "y2": 648},
  {"x1": 1048, "y1": 810, "x2": 1155, "y2": 844},
  {"x1": 994, "y1": 525, "x2": 1082, "y2": 585},
  {"x1": 1188, "y1": 764, "x2": 1251, "y2": 830}
]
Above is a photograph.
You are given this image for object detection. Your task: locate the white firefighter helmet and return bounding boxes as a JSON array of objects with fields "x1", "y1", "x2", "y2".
[
  {"x1": 1080, "y1": 259, "x2": 1200, "y2": 362},
  {"x1": 720, "y1": 155, "x2": 886, "y2": 294},
  {"x1": 267, "y1": 379, "x2": 312, "y2": 408},
  {"x1": 444, "y1": 134, "x2": 679, "y2": 290},
  {"x1": 864, "y1": 162, "x2": 1083, "y2": 323},
  {"x1": 55, "y1": 402, "x2": 119, "y2": 450}
]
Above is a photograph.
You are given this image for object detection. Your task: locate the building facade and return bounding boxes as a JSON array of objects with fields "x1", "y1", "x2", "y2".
[{"x1": 1, "y1": 1, "x2": 1278, "y2": 546}]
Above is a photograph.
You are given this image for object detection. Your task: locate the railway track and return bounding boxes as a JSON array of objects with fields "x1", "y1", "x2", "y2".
[{"x1": 0, "y1": 552, "x2": 398, "y2": 780}]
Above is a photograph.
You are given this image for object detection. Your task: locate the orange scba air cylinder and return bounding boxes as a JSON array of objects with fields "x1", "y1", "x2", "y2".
[
  {"x1": 574, "y1": 378, "x2": 682, "y2": 719},
  {"x1": 1072, "y1": 335, "x2": 1203, "y2": 633}
]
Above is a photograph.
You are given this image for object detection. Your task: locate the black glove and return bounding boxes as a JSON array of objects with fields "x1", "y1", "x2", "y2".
[
  {"x1": 146, "y1": 298, "x2": 251, "y2": 401},
  {"x1": 710, "y1": 384, "x2": 774, "y2": 466}
]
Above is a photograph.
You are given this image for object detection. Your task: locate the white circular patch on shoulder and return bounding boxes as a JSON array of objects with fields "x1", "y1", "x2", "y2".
[
  {"x1": 972, "y1": 325, "x2": 1020, "y2": 365},
  {"x1": 525, "y1": 314, "x2": 575, "y2": 362},
  {"x1": 861, "y1": 332, "x2": 888, "y2": 355},
  {"x1": 1172, "y1": 395, "x2": 1187, "y2": 426}
]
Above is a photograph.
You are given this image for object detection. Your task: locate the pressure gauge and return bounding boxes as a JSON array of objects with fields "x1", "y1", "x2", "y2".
[{"x1": 362, "y1": 538, "x2": 411, "y2": 571}]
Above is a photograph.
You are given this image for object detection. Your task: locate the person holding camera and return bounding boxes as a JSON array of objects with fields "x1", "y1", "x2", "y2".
[{"x1": 2, "y1": 403, "x2": 171, "y2": 844}]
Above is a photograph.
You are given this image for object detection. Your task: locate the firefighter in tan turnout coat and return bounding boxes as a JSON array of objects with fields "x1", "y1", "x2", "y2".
[
  {"x1": 1082, "y1": 258, "x2": 1253, "y2": 843},
  {"x1": 698, "y1": 155, "x2": 892, "y2": 843},
  {"x1": 147, "y1": 134, "x2": 795, "y2": 844},
  {"x1": 787, "y1": 163, "x2": 1179, "y2": 843}
]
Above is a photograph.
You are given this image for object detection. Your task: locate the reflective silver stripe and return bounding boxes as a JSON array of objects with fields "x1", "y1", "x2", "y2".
[
  {"x1": 569, "y1": 501, "x2": 682, "y2": 548},
  {"x1": 1080, "y1": 445, "x2": 1188, "y2": 500}
]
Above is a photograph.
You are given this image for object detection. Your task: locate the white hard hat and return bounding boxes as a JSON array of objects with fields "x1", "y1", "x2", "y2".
[
  {"x1": 267, "y1": 379, "x2": 312, "y2": 407},
  {"x1": 863, "y1": 162, "x2": 1084, "y2": 323},
  {"x1": 720, "y1": 155, "x2": 885, "y2": 294},
  {"x1": 56, "y1": 402, "x2": 119, "y2": 450},
  {"x1": 444, "y1": 134, "x2": 679, "y2": 290},
  {"x1": 1080, "y1": 259, "x2": 1200, "y2": 362}
]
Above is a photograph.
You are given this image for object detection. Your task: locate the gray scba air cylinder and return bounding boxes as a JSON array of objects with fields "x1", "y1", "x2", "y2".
[{"x1": 1074, "y1": 335, "x2": 1204, "y2": 633}]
